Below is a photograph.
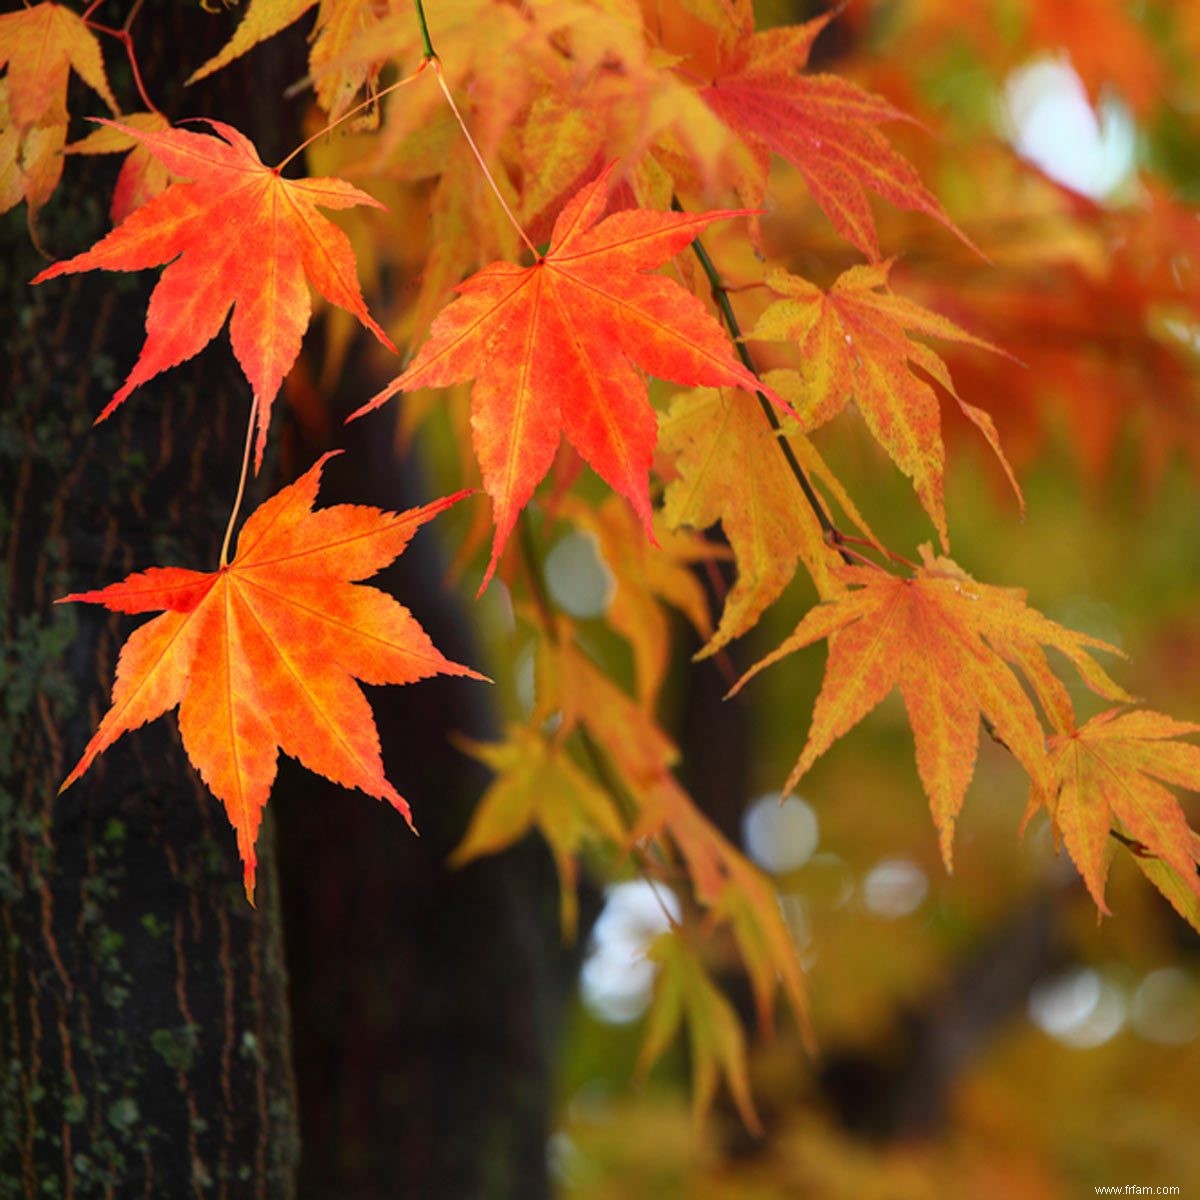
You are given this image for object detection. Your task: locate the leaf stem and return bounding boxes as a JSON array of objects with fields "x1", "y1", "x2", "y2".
[
  {"x1": 836, "y1": 532, "x2": 916, "y2": 571},
  {"x1": 430, "y1": 59, "x2": 538, "y2": 258},
  {"x1": 674, "y1": 199, "x2": 848, "y2": 554},
  {"x1": 273, "y1": 64, "x2": 429, "y2": 173},
  {"x1": 220, "y1": 396, "x2": 258, "y2": 569},
  {"x1": 413, "y1": 0, "x2": 537, "y2": 257}
]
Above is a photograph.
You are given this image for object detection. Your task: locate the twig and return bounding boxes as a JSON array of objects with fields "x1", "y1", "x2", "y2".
[
  {"x1": 674, "y1": 198, "x2": 854, "y2": 562},
  {"x1": 85, "y1": 0, "x2": 159, "y2": 116},
  {"x1": 413, "y1": 0, "x2": 436, "y2": 60}
]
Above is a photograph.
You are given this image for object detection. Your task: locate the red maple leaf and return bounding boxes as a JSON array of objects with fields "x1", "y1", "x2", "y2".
[
  {"x1": 351, "y1": 162, "x2": 778, "y2": 589},
  {"x1": 698, "y1": 12, "x2": 964, "y2": 259},
  {"x1": 32, "y1": 119, "x2": 395, "y2": 466}
]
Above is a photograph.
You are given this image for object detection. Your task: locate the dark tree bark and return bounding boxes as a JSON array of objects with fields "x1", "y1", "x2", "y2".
[
  {"x1": 0, "y1": 6, "x2": 312, "y2": 1196},
  {"x1": 1, "y1": 4, "x2": 572, "y2": 1197},
  {"x1": 274, "y1": 357, "x2": 575, "y2": 1200}
]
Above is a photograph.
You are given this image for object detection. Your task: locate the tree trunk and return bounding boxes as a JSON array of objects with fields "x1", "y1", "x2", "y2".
[
  {"x1": 0, "y1": 7, "x2": 307, "y2": 1195},
  {"x1": 274, "y1": 324, "x2": 575, "y2": 1200},
  {"x1": 1, "y1": 5, "x2": 571, "y2": 1197}
]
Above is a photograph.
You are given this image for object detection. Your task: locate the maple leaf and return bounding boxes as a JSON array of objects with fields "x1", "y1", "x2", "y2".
[
  {"x1": 0, "y1": 2, "x2": 116, "y2": 127},
  {"x1": 638, "y1": 932, "x2": 761, "y2": 1134},
  {"x1": 747, "y1": 262, "x2": 1021, "y2": 548},
  {"x1": 187, "y1": 0, "x2": 318, "y2": 85},
  {"x1": 696, "y1": 11, "x2": 964, "y2": 259},
  {"x1": 57, "y1": 453, "x2": 484, "y2": 901},
  {"x1": 561, "y1": 495, "x2": 722, "y2": 708},
  {"x1": 451, "y1": 725, "x2": 626, "y2": 939},
  {"x1": 32, "y1": 118, "x2": 395, "y2": 467},
  {"x1": 630, "y1": 774, "x2": 810, "y2": 1041},
  {"x1": 0, "y1": 2, "x2": 117, "y2": 217},
  {"x1": 733, "y1": 548, "x2": 1132, "y2": 868},
  {"x1": 909, "y1": 183, "x2": 1200, "y2": 492},
  {"x1": 65, "y1": 111, "x2": 170, "y2": 223},
  {"x1": 659, "y1": 379, "x2": 878, "y2": 653},
  {"x1": 536, "y1": 635, "x2": 809, "y2": 1044},
  {"x1": 1135, "y1": 833, "x2": 1200, "y2": 935},
  {"x1": 351, "y1": 162, "x2": 779, "y2": 589},
  {"x1": 188, "y1": 0, "x2": 390, "y2": 122},
  {"x1": 0, "y1": 78, "x2": 66, "y2": 218},
  {"x1": 1037, "y1": 709, "x2": 1200, "y2": 919},
  {"x1": 536, "y1": 637, "x2": 680, "y2": 789}
]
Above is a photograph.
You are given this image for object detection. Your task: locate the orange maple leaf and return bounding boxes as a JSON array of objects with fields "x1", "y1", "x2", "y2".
[
  {"x1": 0, "y1": 2, "x2": 116, "y2": 127},
  {"x1": 0, "y1": 1, "x2": 117, "y2": 217},
  {"x1": 57, "y1": 453, "x2": 484, "y2": 901},
  {"x1": 747, "y1": 262, "x2": 1020, "y2": 548},
  {"x1": 32, "y1": 118, "x2": 395, "y2": 467},
  {"x1": 734, "y1": 548, "x2": 1132, "y2": 868},
  {"x1": 697, "y1": 11, "x2": 963, "y2": 259},
  {"x1": 1039, "y1": 709, "x2": 1200, "y2": 918},
  {"x1": 451, "y1": 724, "x2": 626, "y2": 940},
  {"x1": 659, "y1": 381, "x2": 877, "y2": 653},
  {"x1": 560, "y1": 494, "x2": 723, "y2": 708},
  {"x1": 351, "y1": 162, "x2": 778, "y2": 589},
  {"x1": 537, "y1": 634, "x2": 809, "y2": 1048}
]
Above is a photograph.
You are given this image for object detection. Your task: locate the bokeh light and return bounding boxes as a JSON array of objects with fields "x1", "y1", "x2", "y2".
[
  {"x1": 742, "y1": 794, "x2": 819, "y2": 874},
  {"x1": 581, "y1": 882, "x2": 681, "y2": 1024},
  {"x1": 1004, "y1": 57, "x2": 1135, "y2": 199}
]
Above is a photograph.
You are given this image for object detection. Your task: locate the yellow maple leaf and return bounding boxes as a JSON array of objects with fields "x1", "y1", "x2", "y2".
[
  {"x1": 638, "y1": 932, "x2": 761, "y2": 1134},
  {"x1": 452, "y1": 725, "x2": 626, "y2": 939},
  {"x1": 659, "y1": 380, "x2": 876, "y2": 653},
  {"x1": 537, "y1": 634, "x2": 809, "y2": 1046},
  {"x1": 0, "y1": 2, "x2": 117, "y2": 217},
  {"x1": 747, "y1": 261, "x2": 1021, "y2": 548}
]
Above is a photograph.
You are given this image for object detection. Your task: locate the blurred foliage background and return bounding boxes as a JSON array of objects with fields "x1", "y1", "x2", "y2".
[{"x1": 447, "y1": 1, "x2": 1200, "y2": 1194}]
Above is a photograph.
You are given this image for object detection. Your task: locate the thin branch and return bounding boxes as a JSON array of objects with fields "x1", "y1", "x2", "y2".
[
  {"x1": 85, "y1": 0, "x2": 159, "y2": 116},
  {"x1": 413, "y1": 0, "x2": 437, "y2": 60},
  {"x1": 673, "y1": 197, "x2": 851, "y2": 558}
]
